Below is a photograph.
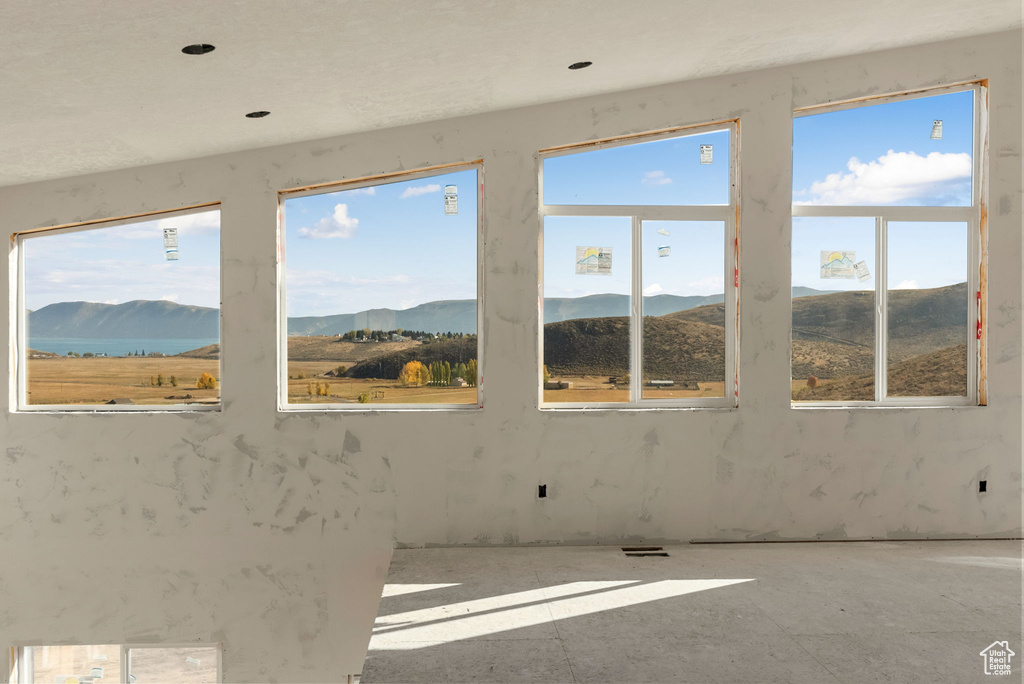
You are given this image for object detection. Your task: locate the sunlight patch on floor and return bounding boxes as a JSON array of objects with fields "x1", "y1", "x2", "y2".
[{"x1": 370, "y1": 579, "x2": 754, "y2": 649}]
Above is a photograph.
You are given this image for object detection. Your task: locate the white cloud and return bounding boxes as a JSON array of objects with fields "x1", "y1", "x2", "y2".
[
  {"x1": 686, "y1": 276, "x2": 726, "y2": 295},
  {"x1": 642, "y1": 283, "x2": 663, "y2": 296},
  {"x1": 797, "y1": 150, "x2": 971, "y2": 205},
  {"x1": 298, "y1": 203, "x2": 359, "y2": 239},
  {"x1": 642, "y1": 170, "x2": 672, "y2": 186},
  {"x1": 348, "y1": 187, "x2": 376, "y2": 196},
  {"x1": 893, "y1": 280, "x2": 919, "y2": 289},
  {"x1": 161, "y1": 293, "x2": 179, "y2": 302},
  {"x1": 400, "y1": 183, "x2": 442, "y2": 198}
]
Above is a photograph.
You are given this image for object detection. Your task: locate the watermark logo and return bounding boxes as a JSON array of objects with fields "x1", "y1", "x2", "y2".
[{"x1": 980, "y1": 641, "x2": 1015, "y2": 676}]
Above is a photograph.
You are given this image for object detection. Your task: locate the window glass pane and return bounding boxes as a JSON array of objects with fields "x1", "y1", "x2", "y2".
[
  {"x1": 23, "y1": 210, "x2": 221, "y2": 407},
  {"x1": 25, "y1": 644, "x2": 120, "y2": 683},
  {"x1": 543, "y1": 129, "x2": 729, "y2": 205},
  {"x1": 543, "y1": 216, "x2": 631, "y2": 403},
  {"x1": 791, "y1": 217, "x2": 876, "y2": 402},
  {"x1": 128, "y1": 646, "x2": 219, "y2": 684},
  {"x1": 886, "y1": 221, "x2": 968, "y2": 397},
  {"x1": 284, "y1": 169, "x2": 478, "y2": 406},
  {"x1": 793, "y1": 90, "x2": 974, "y2": 206},
  {"x1": 641, "y1": 221, "x2": 725, "y2": 399}
]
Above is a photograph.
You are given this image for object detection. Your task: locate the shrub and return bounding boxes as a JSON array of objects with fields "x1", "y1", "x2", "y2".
[
  {"x1": 806, "y1": 375, "x2": 819, "y2": 388},
  {"x1": 399, "y1": 360, "x2": 427, "y2": 386},
  {"x1": 196, "y1": 372, "x2": 218, "y2": 390},
  {"x1": 156, "y1": 373, "x2": 165, "y2": 387},
  {"x1": 170, "y1": 375, "x2": 178, "y2": 387},
  {"x1": 358, "y1": 392, "x2": 370, "y2": 403}
]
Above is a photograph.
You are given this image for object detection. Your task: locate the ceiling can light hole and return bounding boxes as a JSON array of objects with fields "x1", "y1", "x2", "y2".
[
  {"x1": 245, "y1": 111, "x2": 271, "y2": 119},
  {"x1": 181, "y1": 44, "x2": 216, "y2": 55},
  {"x1": 568, "y1": 61, "x2": 593, "y2": 70}
]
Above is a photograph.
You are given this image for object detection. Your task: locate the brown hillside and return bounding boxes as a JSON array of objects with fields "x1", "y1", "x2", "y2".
[
  {"x1": 792, "y1": 339, "x2": 873, "y2": 380},
  {"x1": 543, "y1": 316, "x2": 726, "y2": 381},
  {"x1": 663, "y1": 303, "x2": 726, "y2": 327},
  {"x1": 787, "y1": 283, "x2": 967, "y2": 359},
  {"x1": 177, "y1": 343, "x2": 220, "y2": 359},
  {"x1": 794, "y1": 343, "x2": 967, "y2": 401},
  {"x1": 287, "y1": 336, "x2": 419, "y2": 362},
  {"x1": 346, "y1": 336, "x2": 476, "y2": 379}
]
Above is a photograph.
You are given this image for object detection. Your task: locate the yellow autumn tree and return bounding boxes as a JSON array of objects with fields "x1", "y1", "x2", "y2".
[
  {"x1": 196, "y1": 372, "x2": 218, "y2": 390},
  {"x1": 399, "y1": 360, "x2": 427, "y2": 386}
]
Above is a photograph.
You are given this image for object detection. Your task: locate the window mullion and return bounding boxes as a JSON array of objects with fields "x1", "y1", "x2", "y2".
[
  {"x1": 876, "y1": 217, "x2": 887, "y2": 402},
  {"x1": 630, "y1": 216, "x2": 642, "y2": 404}
]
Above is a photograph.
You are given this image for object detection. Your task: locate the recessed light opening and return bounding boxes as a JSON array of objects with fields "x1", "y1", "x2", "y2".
[
  {"x1": 245, "y1": 111, "x2": 271, "y2": 119},
  {"x1": 568, "y1": 61, "x2": 593, "y2": 70},
  {"x1": 181, "y1": 44, "x2": 216, "y2": 55}
]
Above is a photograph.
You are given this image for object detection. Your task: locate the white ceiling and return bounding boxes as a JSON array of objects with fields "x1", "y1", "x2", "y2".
[{"x1": 2, "y1": 0, "x2": 1020, "y2": 187}]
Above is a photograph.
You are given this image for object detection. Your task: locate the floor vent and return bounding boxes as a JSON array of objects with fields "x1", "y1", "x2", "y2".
[{"x1": 622, "y1": 546, "x2": 669, "y2": 557}]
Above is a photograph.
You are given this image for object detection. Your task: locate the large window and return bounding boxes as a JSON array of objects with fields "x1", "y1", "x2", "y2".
[
  {"x1": 791, "y1": 85, "x2": 983, "y2": 405},
  {"x1": 539, "y1": 123, "x2": 738, "y2": 408},
  {"x1": 279, "y1": 163, "x2": 481, "y2": 409},
  {"x1": 13, "y1": 206, "x2": 221, "y2": 410},
  {"x1": 13, "y1": 644, "x2": 220, "y2": 683}
]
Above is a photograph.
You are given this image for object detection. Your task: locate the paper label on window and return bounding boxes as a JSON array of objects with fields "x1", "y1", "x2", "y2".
[
  {"x1": 656, "y1": 227, "x2": 671, "y2": 237},
  {"x1": 820, "y1": 250, "x2": 856, "y2": 279},
  {"x1": 930, "y1": 120, "x2": 943, "y2": 140},
  {"x1": 854, "y1": 260, "x2": 871, "y2": 282},
  {"x1": 700, "y1": 144, "x2": 713, "y2": 164},
  {"x1": 163, "y1": 227, "x2": 179, "y2": 261},
  {"x1": 657, "y1": 245, "x2": 671, "y2": 257},
  {"x1": 576, "y1": 246, "x2": 612, "y2": 275},
  {"x1": 186, "y1": 657, "x2": 202, "y2": 666},
  {"x1": 444, "y1": 184, "x2": 458, "y2": 215}
]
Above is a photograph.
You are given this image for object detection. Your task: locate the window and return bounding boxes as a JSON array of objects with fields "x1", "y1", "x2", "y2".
[
  {"x1": 13, "y1": 644, "x2": 221, "y2": 683},
  {"x1": 791, "y1": 85, "x2": 984, "y2": 405},
  {"x1": 13, "y1": 206, "x2": 221, "y2": 411},
  {"x1": 539, "y1": 123, "x2": 738, "y2": 408},
  {"x1": 279, "y1": 162, "x2": 482, "y2": 409}
]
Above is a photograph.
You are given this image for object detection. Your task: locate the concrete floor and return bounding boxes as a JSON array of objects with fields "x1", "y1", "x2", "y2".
[{"x1": 361, "y1": 541, "x2": 1022, "y2": 683}]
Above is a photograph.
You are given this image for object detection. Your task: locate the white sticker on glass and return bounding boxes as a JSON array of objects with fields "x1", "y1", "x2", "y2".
[
  {"x1": 700, "y1": 144, "x2": 713, "y2": 164},
  {"x1": 575, "y1": 246, "x2": 612, "y2": 275},
  {"x1": 820, "y1": 250, "x2": 856, "y2": 279},
  {"x1": 444, "y1": 184, "x2": 458, "y2": 215},
  {"x1": 854, "y1": 260, "x2": 871, "y2": 282},
  {"x1": 656, "y1": 227, "x2": 671, "y2": 237},
  {"x1": 931, "y1": 120, "x2": 943, "y2": 140},
  {"x1": 163, "y1": 227, "x2": 179, "y2": 261},
  {"x1": 657, "y1": 245, "x2": 671, "y2": 257}
]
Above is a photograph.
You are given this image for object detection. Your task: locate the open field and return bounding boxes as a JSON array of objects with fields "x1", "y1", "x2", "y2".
[
  {"x1": 286, "y1": 360, "x2": 477, "y2": 405},
  {"x1": 543, "y1": 376, "x2": 726, "y2": 403},
  {"x1": 26, "y1": 357, "x2": 220, "y2": 406}
]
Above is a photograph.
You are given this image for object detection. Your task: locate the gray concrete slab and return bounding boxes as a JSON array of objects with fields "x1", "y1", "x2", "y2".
[{"x1": 362, "y1": 541, "x2": 1022, "y2": 683}]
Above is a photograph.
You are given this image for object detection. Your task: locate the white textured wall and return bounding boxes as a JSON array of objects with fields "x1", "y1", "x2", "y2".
[{"x1": 2, "y1": 31, "x2": 1021, "y2": 682}]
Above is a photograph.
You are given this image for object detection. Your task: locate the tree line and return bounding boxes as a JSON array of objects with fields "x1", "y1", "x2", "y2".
[
  {"x1": 337, "y1": 328, "x2": 468, "y2": 343},
  {"x1": 398, "y1": 359, "x2": 477, "y2": 387}
]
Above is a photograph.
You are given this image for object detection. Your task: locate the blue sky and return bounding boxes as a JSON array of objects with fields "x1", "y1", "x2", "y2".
[
  {"x1": 24, "y1": 210, "x2": 221, "y2": 311},
  {"x1": 284, "y1": 169, "x2": 478, "y2": 316},
  {"x1": 24, "y1": 90, "x2": 973, "y2": 316}
]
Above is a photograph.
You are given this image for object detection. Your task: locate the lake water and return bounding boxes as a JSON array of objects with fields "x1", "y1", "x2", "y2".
[{"x1": 29, "y1": 337, "x2": 219, "y2": 357}]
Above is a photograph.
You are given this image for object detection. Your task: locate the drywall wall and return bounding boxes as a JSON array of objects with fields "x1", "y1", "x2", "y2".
[{"x1": 1, "y1": 30, "x2": 1021, "y2": 682}]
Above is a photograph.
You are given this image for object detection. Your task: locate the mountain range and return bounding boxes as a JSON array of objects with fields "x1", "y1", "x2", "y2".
[{"x1": 28, "y1": 287, "x2": 838, "y2": 339}]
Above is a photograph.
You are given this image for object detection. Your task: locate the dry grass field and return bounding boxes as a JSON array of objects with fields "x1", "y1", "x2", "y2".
[
  {"x1": 286, "y1": 360, "x2": 477, "y2": 405},
  {"x1": 543, "y1": 377, "x2": 726, "y2": 403},
  {"x1": 26, "y1": 357, "x2": 220, "y2": 406}
]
